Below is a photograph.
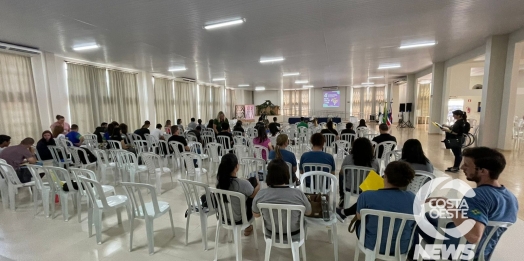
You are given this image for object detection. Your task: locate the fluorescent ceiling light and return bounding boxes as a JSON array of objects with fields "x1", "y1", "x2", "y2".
[
  {"x1": 260, "y1": 57, "x2": 284, "y2": 63},
  {"x1": 204, "y1": 19, "x2": 244, "y2": 30},
  {"x1": 303, "y1": 85, "x2": 314, "y2": 88},
  {"x1": 212, "y1": 78, "x2": 225, "y2": 81},
  {"x1": 168, "y1": 67, "x2": 187, "y2": 72},
  {"x1": 295, "y1": 80, "x2": 309, "y2": 84},
  {"x1": 399, "y1": 42, "x2": 436, "y2": 49},
  {"x1": 255, "y1": 86, "x2": 265, "y2": 91},
  {"x1": 419, "y1": 80, "x2": 431, "y2": 84},
  {"x1": 378, "y1": 64, "x2": 401, "y2": 70},
  {"x1": 362, "y1": 82, "x2": 374, "y2": 85},
  {"x1": 368, "y1": 76, "x2": 384, "y2": 79},
  {"x1": 73, "y1": 44, "x2": 100, "y2": 51},
  {"x1": 283, "y1": 72, "x2": 300, "y2": 76},
  {"x1": 238, "y1": 84, "x2": 250, "y2": 87}
]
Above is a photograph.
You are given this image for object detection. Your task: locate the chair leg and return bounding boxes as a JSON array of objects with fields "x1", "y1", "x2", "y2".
[
  {"x1": 95, "y1": 210, "x2": 103, "y2": 244},
  {"x1": 116, "y1": 207, "x2": 122, "y2": 224},
  {"x1": 87, "y1": 205, "x2": 93, "y2": 237},
  {"x1": 77, "y1": 194, "x2": 82, "y2": 223},
  {"x1": 264, "y1": 240, "x2": 272, "y2": 261},
  {"x1": 253, "y1": 220, "x2": 258, "y2": 249},
  {"x1": 214, "y1": 222, "x2": 220, "y2": 261},
  {"x1": 33, "y1": 188, "x2": 39, "y2": 216},
  {"x1": 301, "y1": 242, "x2": 307, "y2": 261},
  {"x1": 43, "y1": 190, "x2": 50, "y2": 218},
  {"x1": 8, "y1": 185, "x2": 15, "y2": 211},
  {"x1": 145, "y1": 218, "x2": 155, "y2": 255},
  {"x1": 168, "y1": 209, "x2": 175, "y2": 237},
  {"x1": 61, "y1": 194, "x2": 69, "y2": 221},
  {"x1": 291, "y1": 243, "x2": 299, "y2": 261},
  {"x1": 129, "y1": 216, "x2": 134, "y2": 252},
  {"x1": 199, "y1": 213, "x2": 208, "y2": 250},
  {"x1": 333, "y1": 224, "x2": 338, "y2": 261},
  {"x1": 155, "y1": 172, "x2": 162, "y2": 195},
  {"x1": 185, "y1": 211, "x2": 191, "y2": 246},
  {"x1": 234, "y1": 227, "x2": 242, "y2": 261}
]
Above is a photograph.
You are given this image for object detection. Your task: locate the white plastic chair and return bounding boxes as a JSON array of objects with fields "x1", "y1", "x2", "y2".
[
  {"x1": 233, "y1": 144, "x2": 249, "y2": 160},
  {"x1": 69, "y1": 147, "x2": 97, "y2": 170},
  {"x1": 340, "y1": 133, "x2": 357, "y2": 145},
  {"x1": 233, "y1": 136, "x2": 249, "y2": 146},
  {"x1": 121, "y1": 182, "x2": 175, "y2": 255},
  {"x1": 355, "y1": 209, "x2": 417, "y2": 261},
  {"x1": 133, "y1": 140, "x2": 150, "y2": 154},
  {"x1": 380, "y1": 150, "x2": 402, "y2": 175},
  {"x1": 206, "y1": 142, "x2": 223, "y2": 175},
  {"x1": 83, "y1": 134, "x2": 99, "y2": 150},
  {"x1": 190, "y1": 142, "x2": 208, "y2": 161},
  {"x1": 334, "y1": 140, "x2": 350, "y2": 160},
  {"x1": 217, "y1": 135, "x2": 234, "y2": 155},
  {"x1": 247, "y1": 128, "x2": 258, "y2": 139},
  {"x1": 180, "y1": 152, "x2": 208, "y2": 183},
  {"x1": 209, "y1": 188, "x2": 259, "y2": 261},
  {"x1": 356, "y1": 127, "x2": 369, "y2": 138},
  {"x1": 0, "y1": 162, "x2": 37, "y2": 211},
  {"x1": 48, "y1": 145, "x2": 73, "y2": 168},
  {"x1": 92, "y1": 149, "x2": 117, "y2": 185},
  {"x1": 107, "y1": 140, "x2": 123, "y2": 150},
  {"x1": 140, "y1": 152, "x2": 174, "y2": 195},
  {"x1": 299, "y1": 171, "x2": 339, "y2": 261},
  {"x1": 253, "y1": 144, "x2": 269, "y2": 161},
  {"x1": 69, "y1": 167, "x2": 116, "y2": 222},
  {"x1": 406, "y1": 171, "x2": 435, "y2": 196},
  {"x1": 375, "y1": 141, "x2": 397, "y2": 161},
  {"x1": 179, "y1": 179, "x2": 217, "y2": 250},
  {"x1": 169, "y1": 140, "x2": 186, "y2": 172},
  {"x1": 232, "y1": 131, "x2": 244, "y2": 137},
  {"x1": 340, "y1": 166, "x2": 374, "y2": 209},
  {"x1": 239, "y1": 157, "x2": 266, "y2": 180},
  {"x1": 257, "y1": 203, "x2": 307, "y2": 261},
  {"x1": 322, "y1": 133, "x2": 337, "y2": 154},
  {"x1": 26, "y1": 164, "x2": 52, "y2": 217},
  {"x1": 0, "y1": 159, "x2": 10, "y2": 209},
  {"x1": 114, "y1": 150, "x2": 148, "y2": 183},
  {"x1": 78, "y1": 176, "x2": 131, "y2": 245},
  {"x1": 42, "y1": 165, "x2": 79, "y2": 221}
]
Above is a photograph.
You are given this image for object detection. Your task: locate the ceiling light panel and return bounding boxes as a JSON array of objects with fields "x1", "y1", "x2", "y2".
[
  {"x1": 283, "y1": 72, "x2": 300, "y2": 76},
  {"x1": 368, "y1": 76, "x2": 384, "y2": 79},
  {"x1": 295, "y1": 80, "x2": 309, "y2": 84},
  {"x1": 255, "y1": 86, "x2": 265, "y2": 91},
  {"x1": 204, "y1": 19, "x2": 245, "y2": 30},
  {"x1": 238, "y1": 84, "x2": 250, "y2": 87},
  {"x1": 169, "y1": 67, "x2": 187, "y2": 72},
  {"x1": 399, "y1": 42, "x2": 436, "y2": 49},
  {"x1": 73, "y1": 44, "x2": 100, "y2": 51},
  {"x1": 303, "y1": 85, "x2": 314, "y2": 88},
  {"x1": 378, "y1": 64, "x2": 401, "y2": 70},
  {"x1": 212, "y1": 78, "x2": 225, "y2": 81},
  {"x1": 260, "y1": 57, "x2": 284, "y2": 63}
]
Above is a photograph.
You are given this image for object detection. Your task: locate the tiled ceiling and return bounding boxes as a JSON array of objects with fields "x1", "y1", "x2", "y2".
[{"x1": 1, "y1": 0, "x2": 524, "y2": 90}]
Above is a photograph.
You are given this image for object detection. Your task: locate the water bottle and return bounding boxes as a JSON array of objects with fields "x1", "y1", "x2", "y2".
[{"x1": 321, "y1": 196, "x2": 330, "y2": 221}]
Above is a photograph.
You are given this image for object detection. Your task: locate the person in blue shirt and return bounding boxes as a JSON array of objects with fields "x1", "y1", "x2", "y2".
[
  {"x1": 299, "y1": 133, "x2": 335, "y2": 186},
  {"x1": 65, "y1": 124, "x2": 84, "y2": 147},
  {"x1": 268, "y1": 134, "x2": 298, "y2": 185},
  {"x1": 412, "y1": 147, "x2": 518, "y2": 261},
  {"x1": 355, "y1": 161, "x2": 416, "y2": 255}
]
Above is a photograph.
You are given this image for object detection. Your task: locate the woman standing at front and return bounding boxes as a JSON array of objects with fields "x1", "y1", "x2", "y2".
[
  {"x1": 216, "y1": 153, "x2": 260, "y2": 236},
  {"x1": 50, "y1": 115, "x2": 71, "y2": 134},
  {"x1": 442, "y1": 110, "x2": 467, "y2": 173},
  {"x1": 213, "y1": 111, "x2": 229, "y2": 134}
]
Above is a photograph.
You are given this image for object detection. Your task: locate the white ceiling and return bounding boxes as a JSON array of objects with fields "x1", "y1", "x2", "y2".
[{"x1": 1, "y1": 0, "x2": 524, "y2": 90}]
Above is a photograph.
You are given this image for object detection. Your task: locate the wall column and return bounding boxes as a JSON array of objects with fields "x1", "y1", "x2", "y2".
[
  {"x1": 478, "y1": 35, "x2": 509, "y2": 147},
  {"x1": 406, "y1": 74, "x2": 416, "y2": 123},
  {"x1": 429, "y1": 62, "x2": 445, "y2": 134}
]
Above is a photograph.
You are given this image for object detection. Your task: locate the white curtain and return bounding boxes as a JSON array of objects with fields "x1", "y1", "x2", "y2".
[
  {"x1": 371, "y1": 87, "x2": 386, "y2": 116},
  {"x1": 418, "y1": 84, "x2": 431, "y2": 117},
  {"x1": 211, "y1": 86, "x2": 223, "y2": 119},
  {"x1": 283, "y1": 90, "x2": 309, "y2": 116},
  {"x1": 107, "y1": 70, "x2": 141, "y2": 129},
  {"x1": 174, "y1": 81, "x2": 198, "y2": 124},
  {"x1": 67, "y1": 63, "x2": 107, "y2": 133},
  {"x1": 199, "y1": 84, "x2": 212, "y2": 122},
  {"x1": 363, "y1": 88, "x2": 372, "y2": 120},
  {"x1": 154, "y1": 77, "x2": 175, "y2": 125},
  {"x1": 225, "y1": 89, "x2": 236, "y2": 119},
  {"x1": 352, "y1": 88, "x2": 361, "y2": 118},
  {"x1": 0, "y1": 52, "x2": 41, "y2": 143}
]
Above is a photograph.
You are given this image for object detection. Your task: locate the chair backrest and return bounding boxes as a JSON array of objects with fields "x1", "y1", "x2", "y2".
[
  {"x1": 340, "y1": 133, "x2": 357, "y2": 144},
  {"x1": 252, "y1": 144, "x2": 269, "y2": 160},
  {"x1": 121, "y1": 182, "x2": 162, "y2": 218},
  {"x1": 299, "y1": 171, "x2": 337, "y2": 206},
  {"x1": 334, "y1": 140, "x2": 350, "y2": 158},
  {"x1": 233, "y1": 136, "x2": 248, "y2": 146},
  {"x1": 233, "y1": 145, "x2": 249, "y2": 160},
  {"x1": 257, "y1": 203, "x2": 306, "y2": 247},
  {"x1": 169, "y1": 140, "x2": 185, "y2": 159},
  {"x1": 140, "y1": 152, "x2": 162, "y2": 174},
  {"x1": 157, "y1": 140, "x2": 171, "y2": 157},
  {"x1": 341, "y1": 165, "x2": 374, "y2": 197},
  {"x1": 206, "y1": 142, "x2": 223, "y2": 162},
  {"x1": 0, "y1": 162, "x2": 23, "y2": 185},
  {"x1": 180, "y1": 152, "x2": 202, "y2": 177},
  {"x1": 322, "y1": 133, "x2": 336, "y2": 151},
  {"x1": 477, "y1": 221, "x2": 513, "y2": 261},
  {"x1": 107, "y1": 140, "x2": 123, "y2": 150},
  {"x1": 92, "y1": 148, "x2": 111, "y2": 167},
  {"x1": 68, "y1": 147, "x2": 93, "y2": 167},
  {"x1": 43, "y1": 165, "x2": 75, "y2": 193},
  {"x1": 358, "y1": 209, "x2": 417, "y2": 260},
  {"x1": 83, "y1": 134, "x2": 99, "y2": 149},
  {"x1": 47, "y1": 145, "x2": 70, "y2": 166},
  {"x1": 301, "y1": 163, "x2": 332, "y2": 174},
  {"x1": 375, "y1": 141, "x2": 397, "y2": 160},
  {"x1": 133, "y1": 140, "x2": 149, "y2": 154},
  {"x1": 247, "y1": 128, "x2": 258, "y2": 139},
  {"x1": 125, "y1": 133, "x2": 135, "y2": 144},
  {"x1": 269, "y1": 135, "x2": 278, "y2": 147},
  {"x1": 285, "y1": 161, "x2": 294, "y2": 186},
  {"x1": 239, "y1": 157, "x2": 266, "y2": 179},
  {"x1": 132, "y1": 133, "x2": 142, "y2": 141},
  {"x1": 68, "y1": 167, "x2": 98, "y2": 196},
  {"x1": 201, "y1": 134, "x2": 215, "y2": 146},
  {"x1": 216, "y1": 135, "x2": 232, "y2": 150},
  {"x1": 406, "y1": 171, "x2": 435, "y2": 195},
  {"x1": 179, "y1": 178, "x2": 216, "y2": 214},
  {"x1": 365, "y1": 133, "x2": 379, "y2": 140},
  {"x1": 186, "y1": 133, "x2": 198, "y2": 142},
  {"x1": 78, "y1": 176, "x2": 115, "y2": 209},
  {"x1": 26, "y1": 164, "x2": 48, "y2": 189},
  {"x1": 209, "y1": 187, "x2": 249, "y2": 227},
  {"x1": 114, "y1": 150, "x2": 139, "y2": 172},
  {"x1": 383, "y1": 150, "x2": 402, "y2": 166},
  {"x1": 232, "y1": 131, "x2": 243, "y2": 137},
  {"x1": 356, "y1": 127, "x2": 369, "y2": 138},
  {"x1": 32, "y1": 146, "x2": 42, "y2": 161}
]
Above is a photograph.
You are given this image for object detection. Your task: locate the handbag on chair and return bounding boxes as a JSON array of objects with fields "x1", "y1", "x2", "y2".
[{"x1": 304, "y1": 193, "x2": 329, "y2": 219}]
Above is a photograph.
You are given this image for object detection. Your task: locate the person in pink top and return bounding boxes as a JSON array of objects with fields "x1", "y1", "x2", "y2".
[
  {"x1": 252, "y1": 126, "x2": 273, "y2": 160},
  {"x1": 50, "y1": 115, "x2": 71, "y2": 134}
]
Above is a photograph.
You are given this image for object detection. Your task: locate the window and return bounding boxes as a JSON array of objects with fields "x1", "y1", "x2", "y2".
[{"x1": 283, "y1": 90, "x2": 309, "y2": 116}]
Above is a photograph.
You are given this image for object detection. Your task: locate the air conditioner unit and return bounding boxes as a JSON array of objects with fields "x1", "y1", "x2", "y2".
[
  {"x1": 322, "y1": 86, "x2": 339, "y2": 91},
  {"x1": 0, "y1": 42, "x2": 41, "y2": 56},
  {"x1": 180, "y1": 77, "x2": 196, "y2": 82},
  {"x1": 393, "y1": 77, "x2": 407, "y2": 85}
]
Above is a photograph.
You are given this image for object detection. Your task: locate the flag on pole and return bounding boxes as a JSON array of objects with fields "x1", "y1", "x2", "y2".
[
  {"x1": 382, "y1": 102, "x2": 388, "y2": 125},
  {"x1": 387, "y1": 100, "x2": 393, "y2": 126}
]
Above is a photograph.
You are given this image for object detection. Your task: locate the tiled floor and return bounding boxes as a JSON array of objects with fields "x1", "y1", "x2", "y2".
[{"x1": 0, "y1": 124, "x2": 522, "y2": 260}]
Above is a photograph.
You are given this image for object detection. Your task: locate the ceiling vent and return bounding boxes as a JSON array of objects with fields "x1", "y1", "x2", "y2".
[
  {"x1": 0, "y1": 42, "x2": 41, "y2": 56},
  {"x1": 472, "y1": 84, "x2": 483, "y2": 90},
  {"x1": 180, "y1": 77, "x2": 196, "y2": 82},
  {"x1": 322, "y1": 86, "x2": 339, "y2": 91}
]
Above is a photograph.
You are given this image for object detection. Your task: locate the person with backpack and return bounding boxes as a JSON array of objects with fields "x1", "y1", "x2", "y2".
[{"x1": 441, "y1": 110, "x2": 468, "y2": 173}]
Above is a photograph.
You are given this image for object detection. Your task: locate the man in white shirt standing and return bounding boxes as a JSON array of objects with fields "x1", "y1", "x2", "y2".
[{"x1": 150, "y1": 124, "x2": 164, "y2": 140}]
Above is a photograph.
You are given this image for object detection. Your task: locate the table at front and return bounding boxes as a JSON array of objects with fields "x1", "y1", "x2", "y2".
[{"x1": 288, "y1": 117, "x2": 342, "y2": 124}]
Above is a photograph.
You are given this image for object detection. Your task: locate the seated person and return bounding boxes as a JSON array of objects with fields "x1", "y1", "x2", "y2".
[
  {"x1": 197, "y1": 119, "x2": 204, "y2": 128},
  {"x1": 177, "y1": 119, "x2": 185, "y2": 132},
  {"x1": 150, "y1": 123, "x2": 164, "y2": 140},
  {"x1": 216, "y1": 153, "x2": 260, "y2": 236},
  {"x1": 187, "y1": 118, "x2": 197, "y2": 130},
  {"x1": 297, "y1": 117, "x2": 308, "y2": 129},
  {"x1": 271, "y1": 117, "x2": 281, "y2": 128},
  {"x1": 0, "y1": 134, "x2": 11, "y2": 154},
  {"x1": 340, "y1": 122, "x2": 356, "y2": 135},
  {"x1": 268, "y1": 134, "x2": 298, "y2": 184},
  {"x1": 233, "y1": 120, "x2": 245, "y2": 134},
  {"x1": 357, "y1": 119, "x2": 367, "y2": 128},
  {"x1": 168, "y1": 125, "x2": 190, "y2": 153},
  {"x1": 110, "y1": 127, "x2": 136, "y2": 153},
  {"x1": 338, "y1": 137, "x2": 380, "y2": 205},
  {"x1": 299, "y1": 133, "x2": 336, "y2": 186},
  {"x1": 268, "y1": 122, "x2": 280, "y2": 137},
  {"x1": 252, "y1": 159, "x2": 311, "y2": 238},
  {"x1": 400, "y1": 139, "x2": 433, "y2": 173},
  {"x1": 188, "y1": 126, "x2": 202, "y2": 143},
  {"x1": 105, "y1": 122, "x2": 118, "y2": 141},
  {"x1": 0, "y1": 138, "x2": 37, "y2": 183},
  {"x1": 216, "y1": 122, "x2": 234, "y2": 150},
  {"x1": 410, "y1": 147, "x2": 518, "y2": 261},
  {"x1": 65, "y1": 124, "x2": 84, "y2": 147},
  {"x1": 36, "y1": 130, "x2": 56, "y2": 161},
  {"x1": 321, "y1": 121, "x2": 339, "y2": 137},
  {"x1": 252, "y1": 126, "x2": 273, "y2": 160},
  {"x1": 372, "y1": 123, "x2": 397, "y2": 158},
  {"x1": 337, "y1": 161, "x2": 416, "y2": 255},
  {"x1": 93, "y1": 122, "x2": 107, "y2": 143},
  {"x1": 134, "y1": 121, "x2": 151, "y2": 140}
]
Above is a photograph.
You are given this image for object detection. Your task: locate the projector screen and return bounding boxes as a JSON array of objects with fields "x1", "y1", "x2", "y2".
[{"x1": 323, "y1": 90, "x2": 340, "y2": 108}]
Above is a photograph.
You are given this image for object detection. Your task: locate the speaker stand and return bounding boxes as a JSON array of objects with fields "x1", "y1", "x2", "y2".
[{"x1": 398, "y1": 111, "x2": 415, "y2": 128}]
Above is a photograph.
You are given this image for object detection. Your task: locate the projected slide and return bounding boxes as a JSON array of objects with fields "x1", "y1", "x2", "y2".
[{"x1": 323, "y1": 90, "x2": 340, "y2": 108}]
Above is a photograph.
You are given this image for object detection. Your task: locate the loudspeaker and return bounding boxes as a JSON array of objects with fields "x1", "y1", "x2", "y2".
[
  {"x1": 406, "y1": 103, "x2": 412, "y2": 112},
  {"x1": 399, "y1": 103, "x2": 406, "y2": 112}
]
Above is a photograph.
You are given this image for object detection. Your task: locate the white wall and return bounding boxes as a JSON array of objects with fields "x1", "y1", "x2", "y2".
[
  {"x1": 391, "y1": 84, "x2": 400, "y2": 123},
  {"x1": 244, "y1": 90, "x2": 254, "y2": 105},
  {"x1": 515, "y1": 71, "x2": 524, "y2": 118},
  {"x1": 446, "y1": 62, "x2": 485, "y2": 123}
]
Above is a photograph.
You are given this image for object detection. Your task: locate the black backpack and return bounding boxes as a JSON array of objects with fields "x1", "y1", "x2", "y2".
[{"x1": 463, "y1": 121, "x2": 471, "y2": 134}]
